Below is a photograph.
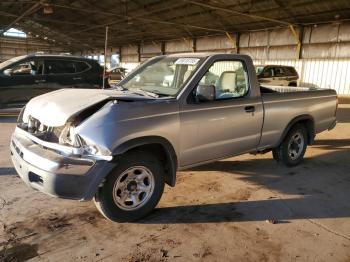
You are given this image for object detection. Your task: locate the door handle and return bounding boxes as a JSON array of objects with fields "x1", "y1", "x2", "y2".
[
  {"x1": 73, "y1": 77, "x2": 82, "y2": 80},
  {"x1": 35, "y1": 79, "x2": 46, "y2": 83},
  {"x1": 245, "y1": 106, "x2": 255, "y2": 113}
]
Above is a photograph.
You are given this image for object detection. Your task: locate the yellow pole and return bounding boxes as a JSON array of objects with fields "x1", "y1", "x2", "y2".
[
  {"x1": 289, "y1": 25, "x2": 301, "y2": 59},
  {"x1": 225, "y1": 32, "x2": 237, "y2": 52}
]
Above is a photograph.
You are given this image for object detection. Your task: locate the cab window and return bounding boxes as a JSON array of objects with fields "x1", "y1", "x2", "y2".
[{"x1": 199, "y1": 60, "x2": 249, "y2": 100}]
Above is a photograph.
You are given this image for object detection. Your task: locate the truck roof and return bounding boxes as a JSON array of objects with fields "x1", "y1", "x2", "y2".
[
  {"x1": 24, "y1": 53, "x2": 93, "y2": 61},
  {"x1": 166, "y1": 52, "x2": 215, "y2": 58}
]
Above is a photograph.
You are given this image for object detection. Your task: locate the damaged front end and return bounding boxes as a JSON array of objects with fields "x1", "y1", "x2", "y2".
[
  {"x1": 10, "y1": 101, "x2": 116, "y2": 200},
  {"x1": 16, "y1": 104, "x2": 113, "y2": 161}
]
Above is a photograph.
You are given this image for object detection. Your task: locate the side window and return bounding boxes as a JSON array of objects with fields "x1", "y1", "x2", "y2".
[
  {"x1": 273, "y1": 67, "x2": 285, "y2": 77},
  {"x1": 284, "y1": 67, "x2": 297, "y2": 76},
  {"x1": 45, "y1": 60, "x2": 76, "y2": 74},
  {"x1": 10, "y1": 59, "x2": 43, "y2": 76},
  {"x1": 199, "y1": 60, "x2": 249, "y2": 100},
  {"x1": 75, "y1": 61, "x2": 90, "y2": 73},
  {"x1": 262, "y1": 67, "x2": 273, "y2": 78}
]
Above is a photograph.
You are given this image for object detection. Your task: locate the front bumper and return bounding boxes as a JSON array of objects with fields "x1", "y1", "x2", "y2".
[{"x1": 10, "y1": 130, "x2": 115, "y2": 200}]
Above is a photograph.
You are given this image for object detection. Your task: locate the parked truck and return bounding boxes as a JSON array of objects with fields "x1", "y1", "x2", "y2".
[{"x1": 10, "y1": 53, "x2": 338, "y2": 222}]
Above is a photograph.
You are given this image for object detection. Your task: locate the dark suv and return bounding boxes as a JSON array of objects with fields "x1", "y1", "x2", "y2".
[
  {"x1": 0, "y1": 54, "x2": 107, "y2": 114},
  {"x1": 255, "y1": 65, "x2": 299, "y2": 87}
]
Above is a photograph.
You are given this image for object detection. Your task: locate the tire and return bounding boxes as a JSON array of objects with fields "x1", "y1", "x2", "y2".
[
  {"x1": 94, "y1": 152, "x2": 165, "y2": 222},
  {"x1": 272, "y1": 124, "x2": 307, "y2": 167}
]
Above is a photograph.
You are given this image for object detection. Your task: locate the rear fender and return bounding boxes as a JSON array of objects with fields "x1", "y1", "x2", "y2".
[{"x1": 277, "y1": 115, "x2": 315, "y2": 146}]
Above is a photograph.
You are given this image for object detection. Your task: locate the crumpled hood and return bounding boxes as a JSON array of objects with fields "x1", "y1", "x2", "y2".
[{"x1": 22, "y1": 88, "x2": 147, "y2": 126}]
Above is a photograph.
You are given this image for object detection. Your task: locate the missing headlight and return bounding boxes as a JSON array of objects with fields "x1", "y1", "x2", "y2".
[{"x1": 59, "y1": 124, "x2": 81, "y2": 147}]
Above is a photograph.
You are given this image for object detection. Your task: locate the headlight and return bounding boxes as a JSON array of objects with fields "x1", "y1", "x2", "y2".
[
  {"x1": 59, "y1": 124, "x2": 81, "y2": 147},
  {"x1": 57, "y1": 123, "x2": 112, "y2": 161},
  {"x1": 17, "y1": 106, "x2": 26, "y2": 123},
  {"x1": 79, "y1": 136, "x2": 111, "y2": 157},
  {"x1": 82, "y1": 144, "x2": 98, "y2": 155}
]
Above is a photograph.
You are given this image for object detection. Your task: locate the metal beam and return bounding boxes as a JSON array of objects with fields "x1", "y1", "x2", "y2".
[
  {"x1": 184, "y1": 0, "x2": 293, "y2": 26},
  {"x1": 129, "y1": 0, "x2": 193, "y2": 38},
  {"x1": 272, "y1": 0, "x2": 298, "y2": 24},
  {"x1": 1, "y1": 1, "x2": 42, "y2": 35},
  {"x1": 50, "y1": 3, "x2": 228, "y2": 35}
]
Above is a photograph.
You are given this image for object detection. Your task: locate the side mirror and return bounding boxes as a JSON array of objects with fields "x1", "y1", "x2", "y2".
[
  {"x1": 196, "y1": 84, "x2": 215, "y2": 102},
  {"x1": 3, "y1": 69, "x2": 13, "y2": 76}
]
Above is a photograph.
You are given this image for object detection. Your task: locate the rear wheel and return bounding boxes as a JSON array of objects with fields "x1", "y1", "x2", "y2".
[
  {"x1": 94, "y1": 152, "x2": 165, "y2": 222},
  {"x1": 272, "y1": 124, "x2": 307, "y2": 167}
]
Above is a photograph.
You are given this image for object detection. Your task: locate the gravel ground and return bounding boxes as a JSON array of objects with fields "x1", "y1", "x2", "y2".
[{"x1": 0, "y1": 105, "x2": 349, "y2": 262}]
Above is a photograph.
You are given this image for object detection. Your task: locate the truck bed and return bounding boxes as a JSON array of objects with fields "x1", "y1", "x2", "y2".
[{"x1": 259, "y1": 85, "x2": 337, "y2": 150}]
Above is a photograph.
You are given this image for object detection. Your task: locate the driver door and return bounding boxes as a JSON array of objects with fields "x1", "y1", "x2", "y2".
[{"x1": 179, "y1": 59, "x2": 264, "y2": 167}]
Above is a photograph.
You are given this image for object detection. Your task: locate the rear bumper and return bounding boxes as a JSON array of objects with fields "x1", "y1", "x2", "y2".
[{"x1": 10, "y1": 131, "x2": 115, "y2": 200}]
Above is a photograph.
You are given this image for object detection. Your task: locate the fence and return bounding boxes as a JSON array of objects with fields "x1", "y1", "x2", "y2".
[{"x1": 254, "y1": 59, "x2": 350, "y2": 94}]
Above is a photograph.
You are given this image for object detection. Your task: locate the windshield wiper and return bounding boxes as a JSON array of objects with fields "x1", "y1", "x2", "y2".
[
  {"x1": 114, "y1": 85, "x2": 170, "y2": 98},
  {"x1": 112, "y1": 84, "x2": 127, "y2": 91},
  {"x1": 129, "y1": 88, "x2": 159, "y2": 98}
]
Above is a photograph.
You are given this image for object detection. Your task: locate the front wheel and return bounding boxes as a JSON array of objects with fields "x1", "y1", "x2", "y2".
[
  {"x1": 94, "y1": 152, "x2": 165, "y2": 222},
  {"x1": 272, "y1": 124, "x2": 308, "y2": 167}
]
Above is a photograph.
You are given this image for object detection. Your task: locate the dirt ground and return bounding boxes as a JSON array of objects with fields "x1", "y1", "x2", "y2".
[{"x1": 0, "y1": 105, "x2": 350, "y2": 262}]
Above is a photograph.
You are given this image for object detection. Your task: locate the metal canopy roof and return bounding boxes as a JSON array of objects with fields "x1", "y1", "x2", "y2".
[{"x1": 0, "y1": 0, "x2": 349, "y2": 51}]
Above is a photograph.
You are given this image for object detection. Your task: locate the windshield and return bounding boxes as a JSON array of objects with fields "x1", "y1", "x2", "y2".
[
  {"x1": 0, "y1": 55, "x2": 27, "y2": 70},
  {"x1": 121, "y1": 56, "x2": 205, "y2": 97}
]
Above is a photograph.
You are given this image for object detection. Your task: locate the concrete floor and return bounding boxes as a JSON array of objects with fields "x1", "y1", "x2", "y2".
[{"x1": 0, "y1": 105, "x2": 350, "y2": 262}]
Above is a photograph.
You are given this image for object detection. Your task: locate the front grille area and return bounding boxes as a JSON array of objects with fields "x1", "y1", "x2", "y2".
[
  {"x1": 28, "y1": 172, "x2": 43, "y2": 185},
  {"x1": 12, "y1": 140, "x2": 23, "y2": 158},
  {"x1": 19, "y1": 116, "x2": 65, "y2": 143}
]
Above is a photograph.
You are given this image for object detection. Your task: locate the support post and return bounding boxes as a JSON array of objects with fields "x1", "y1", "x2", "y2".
[
  {"x1": 119, "y1": 46, "x2": 122, "y2": 65},
  {"x1": 137, "y1": 43, "x2": 141, "y2": 63},
  {"x1": 161, "y1": 41, "x2": 165, "y2": 55},
  {"x1": 236, "y1": 32, "x2": 240, "y2": 54},
  {"x1": 102, "y1": 26, "x2": 108, "y2": 89}
]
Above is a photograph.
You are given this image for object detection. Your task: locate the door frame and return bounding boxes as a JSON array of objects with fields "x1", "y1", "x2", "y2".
[
  {"x1": 177, "y1": 54, "x2": 261, "y2": 105},
  {"x1": 176, "y1": 54, "x2": 264, "y2": 168}
]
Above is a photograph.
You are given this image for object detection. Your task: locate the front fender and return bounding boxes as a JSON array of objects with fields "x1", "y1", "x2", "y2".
[{"x1": 113, "y1": 136, "x2": 178, "y2": 187}]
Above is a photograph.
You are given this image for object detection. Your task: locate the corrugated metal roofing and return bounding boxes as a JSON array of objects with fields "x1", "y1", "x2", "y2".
[{"x1": 0, "y1": 0, "x2": 349, "y2": 50}]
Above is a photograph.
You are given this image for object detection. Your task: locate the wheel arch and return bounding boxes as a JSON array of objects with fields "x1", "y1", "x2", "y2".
[
  {"x1": 277, "y1": 115, "x2": 315, "y2": 147},
  {"x1": 112, "y1": 136, "x2": 178, "y2": 187}
]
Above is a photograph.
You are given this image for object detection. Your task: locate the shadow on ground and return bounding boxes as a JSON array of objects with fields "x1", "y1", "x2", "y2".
[
  {"x1": 139, "y1": 139, "x2": 350, "y2": 224},
  {"x1": 0, "y1": 167, "x2": 16, "y2": 176},
  {"x1": 336, "y1": 106, "x2": 350, "y2": 123},
  {"x1": 0, "y1": 116, "x2": 17, "y2": 123}
]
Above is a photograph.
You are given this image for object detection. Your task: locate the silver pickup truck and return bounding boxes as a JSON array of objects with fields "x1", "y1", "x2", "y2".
[{"x1": 10, "y1": 53, "x2": 337, "y2": 222}]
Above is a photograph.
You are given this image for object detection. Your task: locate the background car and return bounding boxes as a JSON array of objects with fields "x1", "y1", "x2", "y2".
[
  {"x1": 106, "y1": 66, "x2": 127, "y2": 84},
  {"x1": 256, "y1": 65, "x2": 299, "y2": 86},
  {"x1": 0, "y1": 54, "x2": 109, "y2": 114}
]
